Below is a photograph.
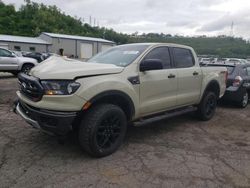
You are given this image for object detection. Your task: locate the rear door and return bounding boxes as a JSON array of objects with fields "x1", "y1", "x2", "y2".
[
  {"x1": 0, "y1": 48, "x2": 18, "y2": 71},
  {"x1": 171, "y1": 47, "x2": 202, "y2": 106},
  {"x1": 139, "y1": 46, "x2": 178, "y2": 115}
]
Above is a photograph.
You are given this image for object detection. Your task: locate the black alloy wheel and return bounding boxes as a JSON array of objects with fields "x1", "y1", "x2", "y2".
[
  {"x1": 205, "y1": 95, "x2": 217, "y2": 117},
  {"x1": 79, "y1": 104, "x2": 127, "y2": 157},
  {"x1": 197, "y1": 92, "x2": 217, "y2": 121},
  {"x1": 96, "y1": 115, "x2": 122, "y2": 149},
  {"x1": 240, "y1": 91, "x2": 249, "y2": 108}
]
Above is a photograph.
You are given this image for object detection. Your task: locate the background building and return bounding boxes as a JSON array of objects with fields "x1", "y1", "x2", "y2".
[
  {"x1": 0, "y1": 34, "x2": 51, "y2": 53},
  {"x1": 0, "y1": 33, "x2": 115, "y2": 59},
  {"x1": 39, "y1": 32, "x2": 115, "y2": 59}
]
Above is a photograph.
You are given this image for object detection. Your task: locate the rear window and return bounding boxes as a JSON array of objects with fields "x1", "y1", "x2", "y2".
[
  {"x1": 173, "y1": 48, "x2": 194, "y2": 68},
  {"x1": 226, "y1": 67, "x2": 235, "y2": 74}
]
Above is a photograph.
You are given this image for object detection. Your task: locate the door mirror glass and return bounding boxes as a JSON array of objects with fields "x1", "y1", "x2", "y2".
[{"x1": 140, "y1": 59, "x2": 163, "y2": 72}]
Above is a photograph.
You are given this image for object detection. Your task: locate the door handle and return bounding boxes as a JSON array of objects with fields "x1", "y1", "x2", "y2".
[
  {"x1": 193, "y1": 71, "x2": 199, "y2": 76},
  {"x1": 168, "y1": 74, "x2": 176, "y2": 79}
]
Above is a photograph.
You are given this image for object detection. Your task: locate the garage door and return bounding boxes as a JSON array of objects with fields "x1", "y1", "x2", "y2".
[
  {"x1": 101, "y1": 44, "x2": 112, "y2": 52},
  {"x1": 80, "y1": 43, "x2": 93, "y2": 59}
]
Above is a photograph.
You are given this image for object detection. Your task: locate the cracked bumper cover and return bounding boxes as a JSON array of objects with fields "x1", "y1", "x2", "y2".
[{"x1": 14, "y1": 100, "x2": 78, "y2": 135}]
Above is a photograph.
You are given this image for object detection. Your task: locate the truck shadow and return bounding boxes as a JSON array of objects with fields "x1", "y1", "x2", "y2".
[
  {"x1": 32, "y1": 112, "x2": 195, "y2": 158},
  {"x1": 126, "y1": 112, "x2": 196, "y2": 140}
]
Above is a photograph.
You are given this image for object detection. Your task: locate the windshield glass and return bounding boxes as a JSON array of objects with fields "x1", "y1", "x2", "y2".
[{"x1": 87, "y1": 44, "x2": 149, "y2": 67}]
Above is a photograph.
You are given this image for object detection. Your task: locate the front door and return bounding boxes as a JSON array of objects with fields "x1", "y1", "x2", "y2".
[
  {"x1": 0, "y1": 48, "x2": 18, "y2": 71},
  {"x1": 139, "y1": 46, "x2": 178, "y2": 116}
]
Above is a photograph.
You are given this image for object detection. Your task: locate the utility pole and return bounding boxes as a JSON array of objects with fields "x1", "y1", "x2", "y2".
[
  {"x1": 89, "y1": 16, "x2": 92, "y2": 26},
  {"x1": 230, "y1": 21, "x2": 234, "y2": 37}
]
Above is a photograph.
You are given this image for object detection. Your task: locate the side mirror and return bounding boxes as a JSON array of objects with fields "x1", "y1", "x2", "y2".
[{"x1": 140, "y1": 59, "x2": 163, "y2": 72}]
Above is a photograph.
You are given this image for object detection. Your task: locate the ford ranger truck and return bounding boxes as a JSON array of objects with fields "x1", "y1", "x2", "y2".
[{"x1": 14, "y1": 43, "x2": 227, "y2": 157}]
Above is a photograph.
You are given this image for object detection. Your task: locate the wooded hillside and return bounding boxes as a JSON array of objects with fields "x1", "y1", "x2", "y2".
[{"x1": 0, "y1": 0, "x2": 250, "y2": 58}]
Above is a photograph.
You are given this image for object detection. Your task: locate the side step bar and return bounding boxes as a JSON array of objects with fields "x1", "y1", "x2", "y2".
[{"x1": 133, "y1": 106, "x2": 197, "y2": 126}]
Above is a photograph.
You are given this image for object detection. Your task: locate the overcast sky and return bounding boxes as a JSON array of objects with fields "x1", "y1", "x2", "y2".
[{"x1": 3, "y1": 0, "x2": 250, "y2": 39}]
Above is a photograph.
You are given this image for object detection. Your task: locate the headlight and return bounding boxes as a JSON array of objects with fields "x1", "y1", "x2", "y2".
[{"x1": 41, "y1": 80, "x2": 81, "y2": 95}]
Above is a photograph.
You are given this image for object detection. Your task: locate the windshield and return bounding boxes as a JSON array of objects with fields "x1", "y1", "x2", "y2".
[{"x1": 87, "y1": 44, "x2": 149, "y2": 67}]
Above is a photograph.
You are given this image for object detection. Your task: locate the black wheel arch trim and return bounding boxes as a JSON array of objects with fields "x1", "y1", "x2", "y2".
[
  {"x1": 21, "y1": 62, "x2": 35, "y2": 69},
  {"x1": 87, "y1": 90, "x2": 135, "y2": 120},
  {"x1": 202, "y1": 80, "x2": 221, "y2": 99}
]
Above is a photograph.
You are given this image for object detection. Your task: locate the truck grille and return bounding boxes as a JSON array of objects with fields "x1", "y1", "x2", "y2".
[{"x1": 18, "y1": 73, "x2": 44, "y2": 101}]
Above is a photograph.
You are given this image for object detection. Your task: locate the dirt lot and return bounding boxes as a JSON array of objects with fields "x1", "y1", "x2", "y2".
[{"x1": 0, "y1": 73, "x2": 250, "y2": 187}]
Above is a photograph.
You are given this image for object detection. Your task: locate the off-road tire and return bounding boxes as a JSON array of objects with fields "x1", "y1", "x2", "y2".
[
  {"x1": 21, "y1": 64, "x2": 34, "y2": 74},
  {"x1": 197, "y1": 92, "x2": 217, "y2": 121},
  {"x1": 79, "y1": 104, "x2": 127, "y2": 157}
]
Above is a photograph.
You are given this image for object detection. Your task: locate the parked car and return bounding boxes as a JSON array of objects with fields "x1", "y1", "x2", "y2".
[
  {"x1": 205, "y1": 63, "x2": 250, "y2": 107},
  {"x1": 0, "y1": 47, "x2": 38, "y2": 75},
  {"x1": 14, "y1": 43, "x2": 227, "y2": 157},
  {"x1": 23, "y1": 52, "x2": 46, "y2": 63},
  {"x1": 217, "y1": 58, "x2": 248, "y2": 65},
  {"x1": 199, "y1": 57, "x2": 217, "y2": 64}
]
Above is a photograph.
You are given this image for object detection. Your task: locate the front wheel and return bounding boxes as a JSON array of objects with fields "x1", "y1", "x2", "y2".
[
  {"x1": 21, "y1": 64, "x2": 34, "y2": 74},
  {"x1": 197, "y1": 92, "x2": 217, "y2": 121},
  {"x1": 79, "y1": 104, "x2": 127, "y2": 157}
]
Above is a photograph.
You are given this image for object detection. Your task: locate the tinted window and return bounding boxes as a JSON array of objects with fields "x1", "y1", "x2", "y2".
[
  {"x1": 241, "y1": 68, "x2": 247, "y2": 76},
  {"x1": 226, "y1": 67, "x2": 235, "y2": 74},
  {"x1": 173, "y1": 48, "x2": 194, "y2": 68},
  {"x1": 247, "y1": 67, "x2": 250, "y2": 76},
  {"x1": 30, "y1": 47, "x2": 36, "y2": 51},
  {"x1": 0, "y1": 49, "x2": 12, "y2": 57},
  {"x1": 14, "y1": 46, "x2": 21, "y2": 51},
  {"x1": 143, "y1": 47, "x2": 171, "y2": 69}
]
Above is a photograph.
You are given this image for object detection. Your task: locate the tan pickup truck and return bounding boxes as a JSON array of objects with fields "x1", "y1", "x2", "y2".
[{"x1": 14, "y1": 43, "x2": 227, "y2": 157}]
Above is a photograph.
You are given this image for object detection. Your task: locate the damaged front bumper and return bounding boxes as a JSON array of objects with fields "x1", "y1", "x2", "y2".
[{"x1": 14, "y1": 100, "x2": 78, "y2": 135}]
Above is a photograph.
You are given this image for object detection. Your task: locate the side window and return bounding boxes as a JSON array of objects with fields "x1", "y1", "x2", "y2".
[
  {"x1": 0, "y1": 49, "x2": 12, "y2": 57},
  {"x1": 247, "y1": 67, "x2": 250, "y2": 76},
  {"x1": 241, "y1": 68, "x2": 247, "y2": 76},
  {"x1": 173, "y1": 48, "x2": 194, "y2": 68},
  {"x1": 30, "y1": 47, "x2": 35, "y2": 51},
  {"x1": 143, "y1": 47, "x2": 171, "y2": 69}
]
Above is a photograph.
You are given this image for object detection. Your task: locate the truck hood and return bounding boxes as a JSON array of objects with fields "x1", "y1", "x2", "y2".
[{"x1": 29, "y1": 56, "x2": 124, "y2": 80}]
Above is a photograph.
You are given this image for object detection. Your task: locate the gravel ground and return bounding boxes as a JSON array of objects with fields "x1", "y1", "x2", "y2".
[{"x1": 0, "y1": 74, "x2": 250, "y2": 187}]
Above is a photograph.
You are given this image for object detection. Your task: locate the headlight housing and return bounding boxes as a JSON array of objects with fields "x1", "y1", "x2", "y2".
[{"x1": 41, "y1": 80, "x2": 81, "y2": 95}]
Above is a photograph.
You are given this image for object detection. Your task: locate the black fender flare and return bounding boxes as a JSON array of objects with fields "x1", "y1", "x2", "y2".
[
  {"x1": 201, "y1": 80, "x2": 220, "y2": 100},
  {"x1": 88, "y1": 90, "x2": 135, "y2": 120}
]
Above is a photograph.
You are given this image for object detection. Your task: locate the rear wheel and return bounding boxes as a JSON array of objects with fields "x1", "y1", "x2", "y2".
[
  {"x1": 78, "y1": 104, "x2": 127, "y2": 157},
  {"x1": 197, "y1": 92, "x2": 217, "y2": 121},
  {"x1": 21, "y1": 64, "x2": 34, "y2": 74},
  {"x1": 239, "y1": 91, "x2": 248, "y2": 108}
]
